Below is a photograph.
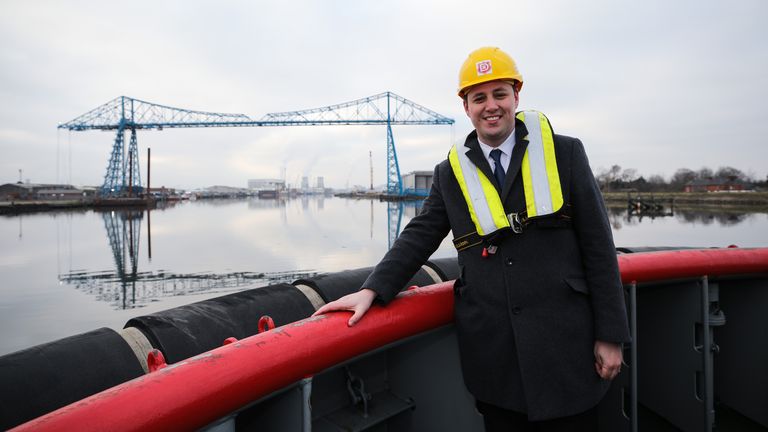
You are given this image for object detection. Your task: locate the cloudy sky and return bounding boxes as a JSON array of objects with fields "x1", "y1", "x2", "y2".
[{"x1": 1, "y1": 0, "x2": 766, "y2": 190}]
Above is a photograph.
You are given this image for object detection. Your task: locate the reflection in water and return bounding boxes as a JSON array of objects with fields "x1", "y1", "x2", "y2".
[
  {"x1": 388, "y1": 201, "x2": 403, "y2": 249},
  {"x1": 51, "y1": 199, "x2": 758, "y2": 310},
  {"x1": 625, "y1": 195, "x2": 675, "y2": 221},
  {"x1": 673, "y1": 209, "x2": 751, "y2": 226},
  {"x1": 626, "y1": 203, "x2": 674, "y2": 221},
  {"x1": 608, "y1": 206, "x2": 756, "y2": 230},
  {"x1": 387, "y1": 199, "x2": 758, "y2": 241},
  {"x1": 247, "y1": 197, "x2": 287, "y2": 210},
  {"x1": 103, "y1": 210, "x2": 142, "y2": 289},
  {"x1": 59, "y1": 268, "x2": 319, "y2": 310},
  {"x1": 244, "y1": 194, "x2": 422, "y2": 249},
  {"x1": 387, "y1": 200, "x2": 424, "y2": 248},
  {"x1": 58, "y1": 208, "x2": 318, "y2": 310}
]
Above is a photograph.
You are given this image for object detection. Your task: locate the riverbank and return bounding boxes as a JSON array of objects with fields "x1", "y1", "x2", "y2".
[
  {"x1": 3, "y1": 192, "x2": 767, "y2": 215},
  {"x1": 334, "y1": 191, "x2": 424, "y2": 201},
  {"x1": 0, "y1": 197, "x2": 157, "y2": 214},
  {"x1": 602, "y1": 191, "x2": 768, "y2": 210}
]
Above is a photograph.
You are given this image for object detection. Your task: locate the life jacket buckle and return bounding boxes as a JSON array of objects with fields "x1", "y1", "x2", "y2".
[{"x1": 507, "y1": 212, "x2": 524, "y2": 234}]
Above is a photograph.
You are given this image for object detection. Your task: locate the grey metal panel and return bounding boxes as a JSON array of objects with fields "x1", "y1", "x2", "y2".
[
  {"x1": 714, "y1": 277, "x2": 768, "y2": 428},
  {"x1": 311, "y1": 352, "x2": 417, "y2": 431},
  {"x1": 234, "y1": 384, "x2": 306, "y2": 432},
  {"x1": 311, "y1": 354, "x2": 391, "y2": 421},
  {"x1": 316, "y1": 391, "x2": 414, "y2": 432},
  {"x1": 308, "y1": 326, "x2": 482, "y2": 431},
  {"x1": 636, "y1": 279, "x2": 710, "y2": 432},
  {"x1": 387, "y1": 326, "x2": 484, "y2": 432}
]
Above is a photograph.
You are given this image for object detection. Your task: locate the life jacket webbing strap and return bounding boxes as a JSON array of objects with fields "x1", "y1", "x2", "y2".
[{"x1": 451, "y1": 204, "x2": 573, "y2": 251}]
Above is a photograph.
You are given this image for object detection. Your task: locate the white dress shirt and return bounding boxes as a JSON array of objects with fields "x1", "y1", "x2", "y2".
[{"x1": 477, "y1": 130, "x2": 515, "y2": 174}]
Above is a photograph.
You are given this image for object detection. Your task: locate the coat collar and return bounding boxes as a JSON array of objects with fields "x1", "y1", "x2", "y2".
[
  {"x1": 462, "y1": 117, "x2": 529, "y2": 202},
  {"x1": 463, "y1": 131, "x2": 496, "y2": 190}
]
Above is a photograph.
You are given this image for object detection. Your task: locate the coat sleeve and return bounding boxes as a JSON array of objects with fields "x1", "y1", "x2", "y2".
[
  {"x1": 362, "y1": 163, "x2": 452, "y2": 304},
  {"x1": 569, "y1": 139, "x2": 631, "y2": 343}
]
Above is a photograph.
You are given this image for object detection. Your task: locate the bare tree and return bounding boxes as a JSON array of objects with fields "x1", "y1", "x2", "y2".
[
  {"x1": 670, "y1": 168, "x2": 696, "y2": 189},
  {"x1": 621, "y1": 168, "x2": 638, "y2": 183},
  {"x1": 697, "y1": 167, "x2": 714, "y2": 180},
  {"x1": 595, "y1": 165, "x2": 622, "y2": 191},
  {"x1": 715, "y1": 166, "x2": 747, "y2": 181},
  {"x1": 648, "y1": 174, "x2": 668, "y2": 191}
]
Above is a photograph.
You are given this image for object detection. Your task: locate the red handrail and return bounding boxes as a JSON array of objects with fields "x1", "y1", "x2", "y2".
[
  {"x1": 618, "y1": 247, "x2": 768, "y2": 284},
  {"x1": 12, "y1": 248, "x2": 768, "y2": 431}
]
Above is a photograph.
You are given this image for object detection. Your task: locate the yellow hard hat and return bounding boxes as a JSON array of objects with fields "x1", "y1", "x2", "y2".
[{"x1": 458, "y1": 46, "x2": 523, "y2": 97}]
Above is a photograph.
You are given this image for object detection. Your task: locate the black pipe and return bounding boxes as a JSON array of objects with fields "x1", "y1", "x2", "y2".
[
  {"x1": 126, "y1": 283, "x2": 316, "y2": 364},
  {"x1": 0, "y1": 328, "x2": 144, "y2": 430}
]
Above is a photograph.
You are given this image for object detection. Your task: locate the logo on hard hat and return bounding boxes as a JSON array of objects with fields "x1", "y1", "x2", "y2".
[{"x1": 476, "y1": 60, "x2": 492, "y2": 76}]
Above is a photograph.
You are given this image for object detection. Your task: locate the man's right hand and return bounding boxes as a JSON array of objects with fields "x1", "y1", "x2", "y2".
[{"x1": 312, "y1": 288, "x2": 377, "y2": 327}]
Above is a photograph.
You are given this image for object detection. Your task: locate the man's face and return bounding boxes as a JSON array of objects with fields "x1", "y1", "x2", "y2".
[{"x1": 463, "y1": 80, "x2": 519, "y2": 147}]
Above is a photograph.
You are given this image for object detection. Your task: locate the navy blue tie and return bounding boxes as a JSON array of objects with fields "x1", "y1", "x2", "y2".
[{"x1": 490, "y1": 149, "x2": 506, "y2": 188}]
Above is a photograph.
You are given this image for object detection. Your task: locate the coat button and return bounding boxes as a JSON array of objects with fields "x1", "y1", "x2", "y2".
[
  {"x1": 511, "y1": 306, "x2": 521, "y2": 315},
  {"x1": 505, "y1": 258, "x2": 514, "y2": 266}
]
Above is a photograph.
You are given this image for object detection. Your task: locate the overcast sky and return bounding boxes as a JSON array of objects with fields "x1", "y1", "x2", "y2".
[{"x1": 1, "y1": 0, "x2": 766, "y2": 190}]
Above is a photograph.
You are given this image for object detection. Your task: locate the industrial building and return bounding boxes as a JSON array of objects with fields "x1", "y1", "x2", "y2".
[
  {"x1": 247, "y1": 179, "x2": 286, "y2": 192},
  {"x1": 0, "y1": 183, "x2": 91, "y2": 201},
  {"x1": 401, "y1": 171, "x2": 433, "y2": 197}
]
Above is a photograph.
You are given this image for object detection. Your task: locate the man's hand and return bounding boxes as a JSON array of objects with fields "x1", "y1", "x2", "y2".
[
  {"x1": 594, "y1": 340, "x2": 623, "y2": 380},
  {"x1": 312, "y1": 288, "x2": 377, "y2": 327}
]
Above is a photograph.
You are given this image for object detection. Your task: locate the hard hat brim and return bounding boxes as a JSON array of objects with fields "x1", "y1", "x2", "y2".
[{"x1": 458, "y1": 79, "x2": 522, "y2": 98}]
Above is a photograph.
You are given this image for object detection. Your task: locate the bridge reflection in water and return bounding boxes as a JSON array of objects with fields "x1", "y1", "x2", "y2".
[
  {"x1": 55, "y1": 200, "x2": 426, "y2": 310},
  {"x1": 57, "y1": 209, "x2": 319, "y2": 310}
]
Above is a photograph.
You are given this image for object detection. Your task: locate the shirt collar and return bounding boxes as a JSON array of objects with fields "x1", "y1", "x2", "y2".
[{"x1": 477, "y1": 129, "x2": 515, "y2": 161}]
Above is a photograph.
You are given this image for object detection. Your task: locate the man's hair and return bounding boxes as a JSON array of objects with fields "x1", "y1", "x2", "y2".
[{"x1": 461, "y1": 80, "x2": 520, "y2": 102}]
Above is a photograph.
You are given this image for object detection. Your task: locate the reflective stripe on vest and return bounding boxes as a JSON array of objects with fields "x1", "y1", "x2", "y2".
[
  {"x1": 517, "y1": 111, "x2": 564, "y2": 217},
  {"x1": 448, "y1": 110, "x2": 563, "y2": 237},
  {"x1": 449, "y1": 145, "x2": 510, "y2": 236}
]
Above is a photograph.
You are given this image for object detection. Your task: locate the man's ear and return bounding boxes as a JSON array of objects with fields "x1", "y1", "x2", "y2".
[{"x1": 463, "y1": 98, "x2": 469, "y2": 116}]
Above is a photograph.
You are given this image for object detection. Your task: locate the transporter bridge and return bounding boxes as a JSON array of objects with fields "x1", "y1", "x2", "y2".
[{"x1": 58, "y1": 93, "x2": 454, "y2": 197}]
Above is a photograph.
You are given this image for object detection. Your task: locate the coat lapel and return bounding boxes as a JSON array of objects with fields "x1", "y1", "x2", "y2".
[
  {"x1": 500, "y1": 118, "x2": 529, "y2": 202},
  {"x1": 463, "y1": 131, "x2": 497, "y2": 188}
]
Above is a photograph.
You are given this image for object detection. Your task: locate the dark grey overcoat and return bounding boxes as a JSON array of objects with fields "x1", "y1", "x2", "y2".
[{"x1": 362, "y1": 117, "x2": 631, "y2": 421}]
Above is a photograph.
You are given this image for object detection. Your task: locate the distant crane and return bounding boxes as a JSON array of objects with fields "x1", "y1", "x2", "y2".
[{"x1": 58, "y1": 92, "x2": 454, "y2": 197}]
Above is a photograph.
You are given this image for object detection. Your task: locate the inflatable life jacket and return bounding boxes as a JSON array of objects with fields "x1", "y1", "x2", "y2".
[{"x1": 449, "y1": 110, "x2": 565, "y2": 253}]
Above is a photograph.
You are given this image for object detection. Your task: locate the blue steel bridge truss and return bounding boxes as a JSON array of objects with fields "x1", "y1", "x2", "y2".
[{"x1": 58, "y1": 92, "x2": 454, "y2": 196}]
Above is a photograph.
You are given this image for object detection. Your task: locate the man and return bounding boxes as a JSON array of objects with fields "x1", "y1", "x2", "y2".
[{"x1": 314, "y1": 47, "x2": 630, "y2": 431}]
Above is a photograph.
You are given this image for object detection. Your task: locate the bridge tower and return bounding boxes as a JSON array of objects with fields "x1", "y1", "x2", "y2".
[
  {"x1": 385, "y1": 95, "x2": 402, "y2": 195},
  {"x1": 103, "y1": 99, "x2": 143, "y2": 196}
]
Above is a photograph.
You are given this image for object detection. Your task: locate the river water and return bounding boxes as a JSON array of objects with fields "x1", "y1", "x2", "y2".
[{"x1": 1, "y1": 196, "x2": 766, "y2": 356}]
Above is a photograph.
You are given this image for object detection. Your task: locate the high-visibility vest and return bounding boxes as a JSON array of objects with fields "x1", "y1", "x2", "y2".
[{"x1": 448, "y1": 110, "x2": 564, "y2": 237}]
